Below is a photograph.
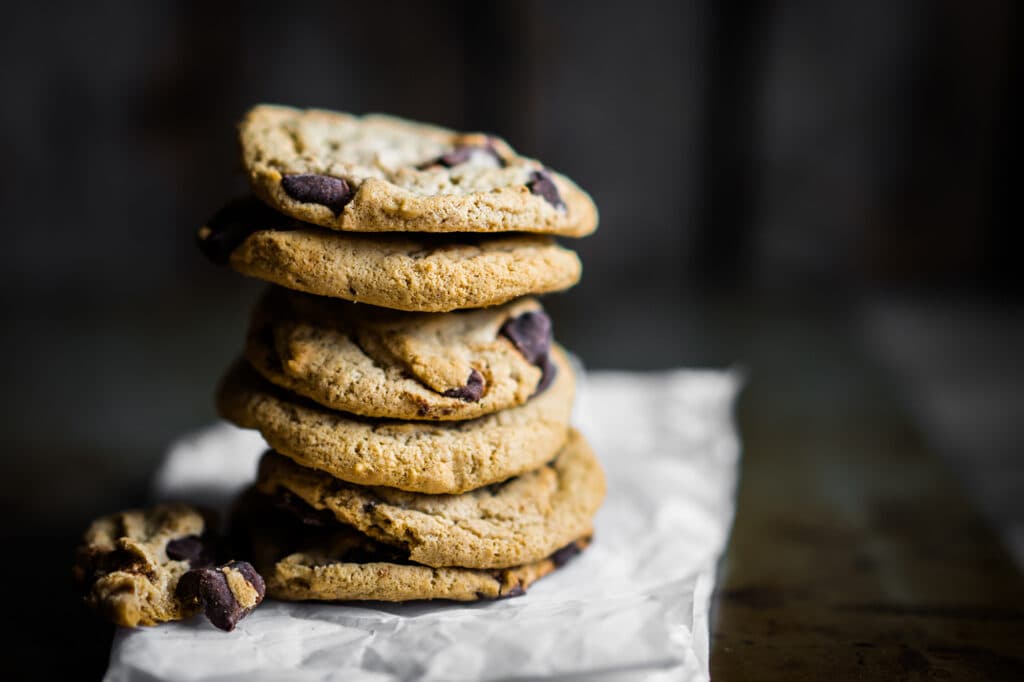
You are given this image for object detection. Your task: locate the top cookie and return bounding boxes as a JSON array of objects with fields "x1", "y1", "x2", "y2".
[{"x1": 239, "y1": 105, "x2": 598, "y2": 237}]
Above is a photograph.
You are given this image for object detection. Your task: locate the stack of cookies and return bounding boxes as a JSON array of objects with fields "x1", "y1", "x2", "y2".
[
  {"x1": 214, "y1": 105, "x2": 605, "y2": 603},
  {"x1": 74, "y1": 105, "x2": 604, "y2": 630}
]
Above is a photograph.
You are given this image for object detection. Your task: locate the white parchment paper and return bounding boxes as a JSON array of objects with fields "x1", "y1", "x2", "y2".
[{"x1": 105, "y1": 369, "x2": 741, "y2": 682}]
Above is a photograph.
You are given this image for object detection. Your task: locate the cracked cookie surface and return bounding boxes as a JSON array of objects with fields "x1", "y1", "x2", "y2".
[
  {"x1": 240, "y1": 105, "x2": 597, "y2": 237},
  {"x1": 254, "y1": 428, "x2": 605, "y2": 568},
  {"x1": 246, "y1": 288, "x2": 553, "y2": 421},
  {"x1": 218, "y1": 347, "x2": 575, "y2": 494}
]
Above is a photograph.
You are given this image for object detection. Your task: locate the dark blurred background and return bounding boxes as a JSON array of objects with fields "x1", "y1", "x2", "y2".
[{"x1": 1, "y1": 0, "x2": 1020, "y2": 677}]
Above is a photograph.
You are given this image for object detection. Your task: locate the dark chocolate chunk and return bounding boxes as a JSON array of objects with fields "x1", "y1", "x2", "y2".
[
  {"x1": 502, "y1": 310, "x2": 556, "y2": 396},
  {"x1": 166, "y1": 535, "x2": 213, "y2": 568},
  {"x1": 443, "y1": 368, "x2": 485, "y2": 402},
  {"x1": 533, "y1": 357, "x2": 558, "y2": 396},
  {"x1": 176, "y1": 567, "x2": 235, "y2": 630},
  {"x1": 526, "y1": 169, "x2": 565, "y2": 210},
  {"x1": 197, "y1": 197, "x2": 279, "y2": 265},
  {"x1": 176, "y1": 561, "x2": 265, "y2": 632},
  {"x1": 500, "y1": 311, "x2": 552, "y2": 366},
  {"x1": 281, "y1": 174, "x2": 353, "y2": 215},
  {"x1": 549, "y1": 540, "x2": 584, "y2": 568},
  {"x1": 418, "y1": 142, "x2": 505, "y2": 169}
]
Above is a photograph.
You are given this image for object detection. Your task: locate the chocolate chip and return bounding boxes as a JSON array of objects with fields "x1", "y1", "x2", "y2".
[
  {"x1": 166, "y1": 535, "x2": 213, "y2": 568},
  {"x1": 176, "y1": 567, "x2": 234, "y2": 629},
  {"x1": 533, "y1": 357, "x2": 558, "y2": 396},
  {"x1": 501, "y1": 311, "x2": 557, "y2": 396},
  {"x1": 362, "y1": 502, "x2": 377, "y2": 514},
  {"x1": 176, "y1": 561, "x2": 265, "y2": 632},
  {"x1": 418, "y1": 143, "x2": 505, "y2": 169},
  {"x1": 550, "y1": 540, "x2": 583, "y2": 567},
  {"x1": 197, "y1": 197, "x2": 277, "y2": 265},
  {"x1": 526, "y1": 169, "x2": 565, "y2": 210},
  {"x1": 442, "y1": 369, "x2": 485, "y2": 402},
  {"x1": 281, "y1": 174, "x2": 353, "y2": 214},
  {"x1": 500, "y1": 311, "x2": 552, "y2": 366}
]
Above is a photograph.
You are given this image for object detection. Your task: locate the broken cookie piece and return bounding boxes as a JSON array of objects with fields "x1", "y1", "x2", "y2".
[
  {"x1": 74, "y1": 503, "x2": 265, "y2": 631},
  {"x1": 73, "y1": 504, "x2": 213, "y2": 627}
]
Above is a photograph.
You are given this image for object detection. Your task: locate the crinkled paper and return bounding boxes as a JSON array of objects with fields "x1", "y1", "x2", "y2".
[{"x1": 105, "y1": 368, "x2": 740, "y2": 681}]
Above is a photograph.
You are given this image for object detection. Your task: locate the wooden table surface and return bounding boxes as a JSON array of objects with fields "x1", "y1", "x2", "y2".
[{"x1": 709, "y1": 312, "x2": 1024, "y2": 680}]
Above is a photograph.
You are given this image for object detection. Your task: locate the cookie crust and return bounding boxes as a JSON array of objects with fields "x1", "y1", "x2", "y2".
[
  {"x1": 267, "y1": 535, "x2": 591, "y2": 602},
  {"x1": 228, "y1": 226, "x2": 581, "y2": 312},
  {"x1": 254, "y1": 428, "x2": 605, "y2": 569},
  {"x1": 218, "y1": 347, "x2": 576, "y2": 494}
]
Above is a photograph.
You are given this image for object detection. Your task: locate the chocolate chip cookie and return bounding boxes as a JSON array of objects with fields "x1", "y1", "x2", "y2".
[
  {"x1": 254, "y1": 428, "x2": 605, "y2": 569},
  {"x1": 217, "y1": 345, "x2": 575, "y2": 494},
  {"x1": 72, "y1": 504, "x2": 265, "y2": 630},
  {"x1": 239, "y1": 105, "x2": 598, "y2": 237},
  {"x1": 246, "y1": 287, "x2": 556, "y2": 421},
  {"x1": 266, "y1": 531, "x2": 590, "y2": 603},
  {"x1": 197, "y1": 198, "x2": 582, "y2": 312},
  {"x1": 233, "y1": 489, "x2": 591, "y2": 602}
]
